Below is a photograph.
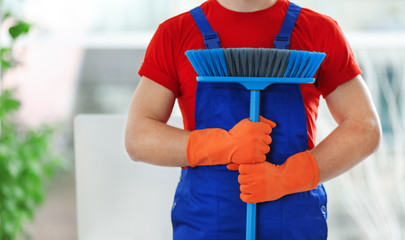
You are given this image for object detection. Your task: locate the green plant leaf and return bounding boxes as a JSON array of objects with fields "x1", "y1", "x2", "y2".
[
  {"x1": 2, "y1": 11, "x2": 12, "y2": 21},
  {"x1": 4, "y1": 221, "x2": 17, "y2": 238},
  {"x1": 27, "y1": 160, "x2": 42, "y2": 176},
  {"x1": 8, "y1": 21, "x2": 31, "y2": 40},
  {"x1": 0, "y1": 90, "x2": 21, "y2": 117},
  {"x1": 0, "y1": 144, "x2": 11, "y2": 158},
  {"x1": 0, "y1": 59, "x2": 11, "y2": 72},
  {"x1": 0, "y1": 47, "x2": 12, "y2": 57},
  {"x1": 1, "y1": 185, "x2": 12, "y2": 197},
  {"x1": 0, "y1": 12, "x2": 64, "y2": 240},
  {"x1": 7, "y1": 161, "x2": 22, "y2": 178},
  {"x1": 4, "y1": 199, "x2": 17, "y2": 212},
  {"x1": 13, "y1": 186, "x2": 24, "y2": 200}
]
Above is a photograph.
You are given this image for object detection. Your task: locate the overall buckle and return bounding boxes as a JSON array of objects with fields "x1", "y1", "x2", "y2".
[{"x1": 203, "y1": 32, "x2": 221, "y2": 49}]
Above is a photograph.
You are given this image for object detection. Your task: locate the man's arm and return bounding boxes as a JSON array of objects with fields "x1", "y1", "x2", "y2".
[
  {"x1": 125, "y1": 76, "x2": 275, "y2": 167},
  {"x1": 237, "y1": 75, "x2": 382, "y2": 203},
  {"x1": 311, "y1": 74, "x2": 382, "y2": 182},
  {"x1": 125, "y1": 76, "x2": 191, "y2": 166}
]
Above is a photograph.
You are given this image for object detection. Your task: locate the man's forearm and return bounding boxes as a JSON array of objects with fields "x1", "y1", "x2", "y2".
[
  {"x1": 311, "y1": 114, "x2": 381, "y2": 183},
  {"x1": 125, "y1": 77, "x2": 191, "y2": 167},
  {"x1": 310, "y1": 76, "x2": 382, "y2": 183},
  {"x1": 126, "y1": 116, "x2": 275, "y2": 168},
  {"x1": 125, "y1": 117, "x2": 191, "y2": 167}
]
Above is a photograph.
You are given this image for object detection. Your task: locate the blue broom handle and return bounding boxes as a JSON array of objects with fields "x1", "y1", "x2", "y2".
[
  {"x1": 246, "y1": 203, "x2": 256, "y2": 240},
  {"x1": 247, "y1": 90, "x2": 260, "y2": 240},
  {"x1": 250, "y1": 90, "x2": 260, "y2": 122}
]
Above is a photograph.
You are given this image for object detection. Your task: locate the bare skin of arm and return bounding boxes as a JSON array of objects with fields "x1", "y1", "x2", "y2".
[
  {"x1": 311, "y1": 75, "x2": 382, "y2": 183},
  {"x1": 125, "y1": 75, "x2": 382, "y2": 182},
  {"x1": 125, "y1": 76, "x2": 190, "y2": 167}
]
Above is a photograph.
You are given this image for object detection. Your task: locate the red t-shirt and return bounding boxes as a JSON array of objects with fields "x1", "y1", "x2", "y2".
[{"x1": 139, "y1": 0, "x2": 361, "y2": 149}]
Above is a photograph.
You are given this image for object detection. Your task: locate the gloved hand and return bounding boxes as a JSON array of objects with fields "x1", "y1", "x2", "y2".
[
  {"x1": 186, "y1": 116, "x2": 276, "y2": 167},
  {"x1": 237, "y1": 151, "x2": 320, "y2": 203}
]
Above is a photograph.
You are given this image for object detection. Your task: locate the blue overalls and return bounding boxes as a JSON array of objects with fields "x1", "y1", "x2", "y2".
[{"x1": 171, "y1": 3, "x2": 328, "y2": 239}]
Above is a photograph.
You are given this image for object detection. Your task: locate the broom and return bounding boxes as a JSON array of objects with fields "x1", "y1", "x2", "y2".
[{"x1": 185, "y1": 48, "x2": 326, "y2": 240}]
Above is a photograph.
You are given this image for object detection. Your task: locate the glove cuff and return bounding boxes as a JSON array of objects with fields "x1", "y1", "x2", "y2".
[
  {"x1": 283, "y1": 151, "x2": 320, "y2": 192},
  {"x1": 186, "y1": 129, "x2": 232, "y2": 167},
  {"x1": 302, "y1": 151, "x2": 320, "y2": 189}
]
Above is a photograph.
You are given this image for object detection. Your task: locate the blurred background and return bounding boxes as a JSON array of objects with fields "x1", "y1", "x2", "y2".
[{"x1": 0, "y1": 0, "x2": 404, "y2": 239}]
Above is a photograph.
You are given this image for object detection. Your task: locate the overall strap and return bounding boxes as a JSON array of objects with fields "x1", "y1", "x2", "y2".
[
  {"x1": 190, "y1": 6, "x2": 221, "y2": 49},
  {"x1": 274, "y1": 2, "x2": 301, "y2": 49}
]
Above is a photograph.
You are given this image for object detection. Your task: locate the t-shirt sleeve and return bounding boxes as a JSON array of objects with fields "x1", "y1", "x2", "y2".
[
  {"x1": 138, "y1": 23, "x2": 180, "y2": 97},
  {"x1": 316, "y1": 19, "x2": 362, "y2": 97}
]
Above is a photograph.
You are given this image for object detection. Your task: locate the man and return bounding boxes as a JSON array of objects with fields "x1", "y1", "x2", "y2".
[{"x1": 125, "y1": 0, "x2": 381, "y2": 239}]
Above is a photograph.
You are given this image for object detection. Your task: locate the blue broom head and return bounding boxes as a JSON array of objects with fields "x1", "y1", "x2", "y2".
[
  {"x1": 185, "y1": 48, "x2": 326, "y2": 78},
  {"x1": 185, "y1": 48, "x2": 229, "y2": 77}
]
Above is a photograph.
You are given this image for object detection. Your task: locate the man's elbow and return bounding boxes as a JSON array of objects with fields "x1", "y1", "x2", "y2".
[
  {"x1": 365, "y1": 116, "x2": 382, "y2": 155},
  {"x1": 125, "y1": 131, "x2": 143, "y2": 162}
]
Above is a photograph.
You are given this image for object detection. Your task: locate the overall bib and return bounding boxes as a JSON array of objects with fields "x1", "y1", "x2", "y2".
[{"x1": 172, "y1": 3, "x2": 328, "y2": 239}]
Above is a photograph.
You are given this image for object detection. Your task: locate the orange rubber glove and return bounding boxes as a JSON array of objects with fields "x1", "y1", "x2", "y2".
[
  {"x1": 186, "y1": 116, "x2": 276, "y2": 167},
  {"x1": 237, "y1": 151, "x2": 320, "y2": 203}
]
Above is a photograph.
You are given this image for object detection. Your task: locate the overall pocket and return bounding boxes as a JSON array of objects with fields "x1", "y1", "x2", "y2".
[{"x1": 281, "y1": 186, "x2": 328, "y2": 240}]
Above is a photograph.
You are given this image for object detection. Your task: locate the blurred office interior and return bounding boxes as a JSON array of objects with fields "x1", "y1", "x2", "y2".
[{"x1": 1, "y1": 0, "x2": 405, "y2": 239}]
